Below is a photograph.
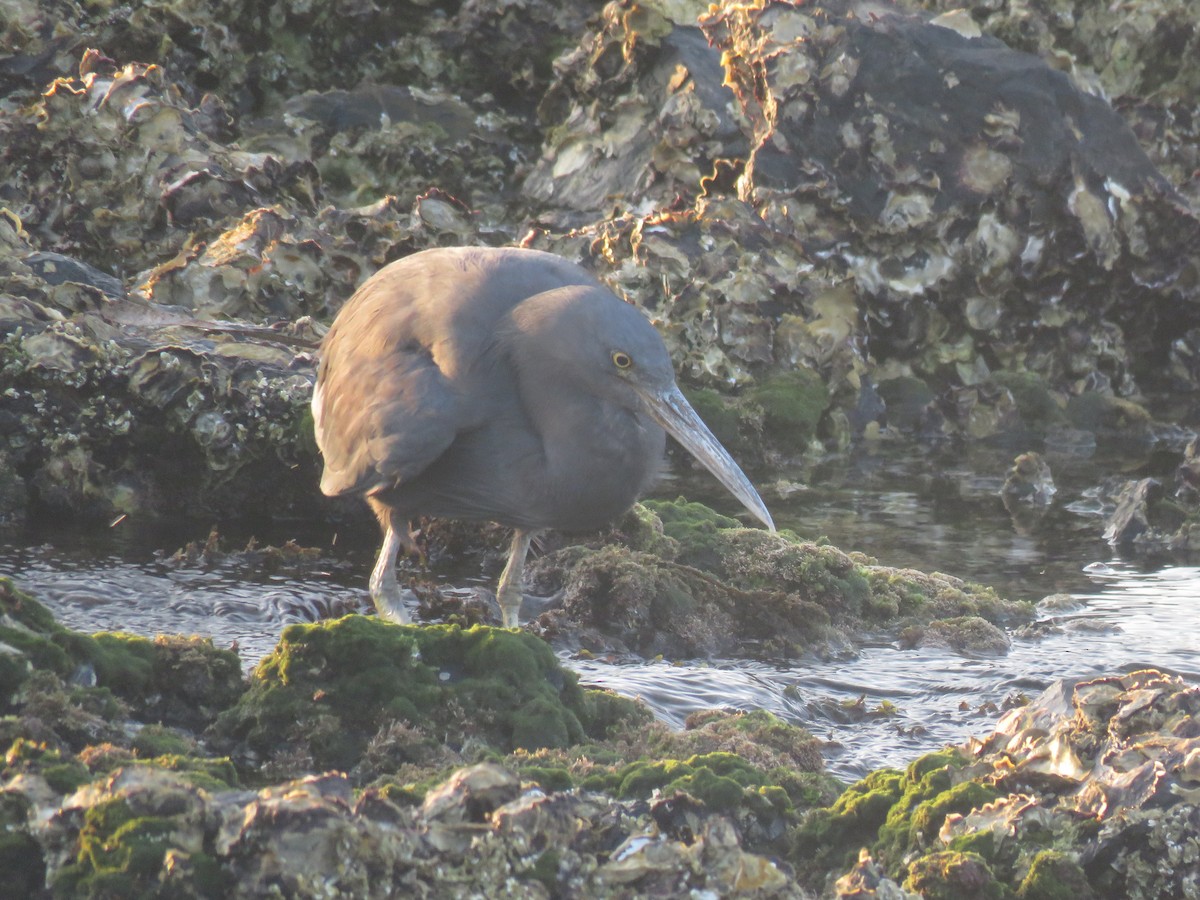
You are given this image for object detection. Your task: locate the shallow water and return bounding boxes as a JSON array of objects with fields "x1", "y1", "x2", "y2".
[{"x1": 2, "y1": 440, "x2": 1197, "y2": 781}]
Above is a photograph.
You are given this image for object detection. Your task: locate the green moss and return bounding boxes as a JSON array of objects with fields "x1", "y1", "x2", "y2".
[
  {"x1": 792, "y1": 768, "x2": 905, "y2": 877},
  {"x1": 139, "y1": 754, "x2": 238, "y2": 791},
  {"x1": 617, "y1": 758, "x2": 686, "y2": 797},
  {"x1": 43, "y1": 759, "x2": 93, "y2": 793},
  {"x1": 790, "y1": 750, "x2": 1007, "y2": 888},
  {"x1": 1017, "y1": 850, "x2": 1094, "y2": 900},
  {"x1": 670, "y1": 765, "x2": 746, "y2": 809},
  {"x1": 0, "y1": 651, "x2": 31, "y2": 708},
  {"x1": 510, "y1": 695, "x2": 578, "y2": 750},
  {"x1": 877, "y1": 752, "x2": 989, "y2": 865},
  {"x1": 903, "y1": 850, "x2": 1006, "y2": 900},
  {"x1": 749, "y1": 369, "x2": 830, "y2": 445},
  {"x1": 4, "y1": 739, "x2": 91, "y2": 793},
  {"x1": 990, "y1": 372, "x2": 1066, "y2": 428},
  {"x1": 616, "y1": 504, "x2": 681, "y2": 559},
  {"x1": 908, "y1": 781, "x2": 999, "y2": 851},
  {"x1": 0, "y1": 577, "x2": 59, "y2": 633},
  {"x1": 643, "y1": 497, "x2": 741, "y2": 554},
  {"x1": 214, "y1": 618, "x2": 594, "y2": 776},
  {"x1": 516, "y1": 765, "x2": 574, "y2": 792},
  {"x1": 52, "y1": 796, "x2": 213, "y2": 898},
  {"x1": 131, "y1": 724, "x2": 193, "y2": 758},
  {"x1": 522, "y1": 848, "x2": 562, "y2": 892},
  {"x1": 949, "y1": 828, "x2": 997, "y2": 858},
  {"x1": 86, "y1": 632, "x2": 156, "y2": 696},
  {"x1": 577, "y1": 688, "x2": 654, "y2": 739},
  {"x1": 0, "y1": 579, "x2": 243, "y2": 734},
  {"x1": 1065, "y1": 392, "x2": 1152, "y2": 432},
  {"x1": 877, "y1": 376, "x2": 936, "y2": 430},
  {"x1": 907, "y1": 748, "x2": 964, "y2": 782},
  {"x1": 602, "y1": 749, "x2": 804, "y2": 815}
]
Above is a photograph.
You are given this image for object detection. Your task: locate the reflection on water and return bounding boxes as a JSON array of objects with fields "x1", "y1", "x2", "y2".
[{"x1": 1, "y1": 441, "x2": 1196, "y2": 781}]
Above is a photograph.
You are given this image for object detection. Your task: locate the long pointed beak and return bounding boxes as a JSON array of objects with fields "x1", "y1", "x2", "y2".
[{"x1": 639, "y1": 385, "x2": 775, "y2": 531}]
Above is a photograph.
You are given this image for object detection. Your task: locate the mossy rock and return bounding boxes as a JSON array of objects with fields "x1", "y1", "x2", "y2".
[
  {"x1": 540, "y1": 504, "x2": 1029, "y2": 660},
  {"x1": 641, "y1": 497, "x2": 741, "y2": 567},
  {"x1": 3, "y1": 738, "x2": 92, "y2": 794},
  {"x1": 212, "y1": 617, "x2": 615, "y2": 775},
  {"x1": 51, "y1": 795, "x2": 230, "y2": 899},
  {"x1": 137, "y1": 754, "x2": 239, "y2": 792},
  {"x1": 0, "y1": 578, "x2": 244, "y2": 732},
  {"x1": 1065, "y1": 392, "x2": 1152, "y2": 433},
  {"x1": 791, "y1": 748, "x2": 995, "y2": 885},
  {"x1": 877, "y1": 375, "x2": 937, "y2": 430},
  {"x1": 792, "y1": 767, "x2": 906, "y2": 879},
  {"x1": 1017, "y1": 850, "x2": 1095, "y2": 900},
  {"x1": 748, "y1": 368, "x2": 830, "y2": 447},
  {"x1": 0, "y1": 791, "x2": 44, "y2": 898},
  {"x1": 876, "y1": 750, "x2": 990, "y2": 865},
  {"x1": 903, "y1": 850, "x2": 1007, "y2": 900},
  {"x1": 989, "y1": 372, "x2": 1066, "y2": 429}
]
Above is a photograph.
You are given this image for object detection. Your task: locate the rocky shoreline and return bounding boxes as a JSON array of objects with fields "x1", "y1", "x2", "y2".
[
  {"x1": 2, "y1": 575, "x2": 1197, "y2": 898},
  {"x1": 3, "y1": 0, "x2": 1199, "y2": 896}
]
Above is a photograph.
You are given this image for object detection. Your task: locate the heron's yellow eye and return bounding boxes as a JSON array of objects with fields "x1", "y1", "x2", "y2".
[{"x1": 612, "y1": 351, "x2": 633, "y2": 370}]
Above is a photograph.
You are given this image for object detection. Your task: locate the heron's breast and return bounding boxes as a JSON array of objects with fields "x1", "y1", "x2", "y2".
[{"x1": 535, "y1": 406, "x2": 666, "y2": 530}]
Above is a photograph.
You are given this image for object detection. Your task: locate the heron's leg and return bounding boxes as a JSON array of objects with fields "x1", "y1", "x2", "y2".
[
  {"x1": 368, "y1": 525, "x2": 411, "y2": 622},
  {"x1": 367, "y1": 498, "x2": 418, "y2": 623},
  {"x1": 496, "y1": 528, "x2": 534, "y2": 628}
]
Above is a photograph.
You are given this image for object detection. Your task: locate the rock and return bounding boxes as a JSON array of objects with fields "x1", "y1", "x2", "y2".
[
  {"x1": 208, "y1": 616, "x2": 643, "y2": 778},
  {"x1": 1001, "y1": 451, "x2": 1057, "y2": 532},
  {"x1": 2, "y1": 580, "x2": 1199, "y2": 899},
  {"x1": 903, "y1": 616, "x2": 1012, "y2": 656},
  {"x1": 525, "y1": 500, "x2": 1032, "y2": 660},
  {"x1": 1001, "y1": 453, "x2": 1057, "y2": 507}
]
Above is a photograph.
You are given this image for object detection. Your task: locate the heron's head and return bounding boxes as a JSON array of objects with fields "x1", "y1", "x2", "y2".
[{"x1": 508, "y1": 285, "x2": 775, "y2": 532}]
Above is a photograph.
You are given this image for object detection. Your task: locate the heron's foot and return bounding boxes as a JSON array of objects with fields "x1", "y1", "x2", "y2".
[
  {"x1": 369, "y1": 561, "x2": 412, "y2": 624},
  {"x1": 519, "y1": 589, "x2": 564, "y2": 621},
  {"x1": 369, "y1": 523, "x2": 415, "y2": 623},
  {"x1": 373, "y1": 587, "x2": 417, "y2": 623},
  {"x1": 496, "y1": 581, "x2": 522, "y2": 629}
]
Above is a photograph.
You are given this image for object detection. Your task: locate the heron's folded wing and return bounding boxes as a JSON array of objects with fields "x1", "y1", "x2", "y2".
[{"x1": 314, "y1": 345, "x2": 458, "y2": 497}]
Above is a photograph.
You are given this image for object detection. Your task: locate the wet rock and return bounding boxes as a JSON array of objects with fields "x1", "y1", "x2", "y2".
[
  {"x1": 1100, "y1": 476, "x2": 1195, "y2": 549},
  {"x1": 1001, "y1": 451, "x2": 1057, "y2": 533},
  {"x1": 0, "y1": 578, "x2": 243, "y2": 739},
  {"x1": 1001, "y1": 452, "x2": 1057, "y2": 508},
  {"x1": 1177, "y1": 435, "x2": 1200, "y2": 498},
  {"x1": 422, "y1": 762, "x2": 521, "y2": 824},
  {"x1": 912, "y1": 0, "x2": 1200, "y2": 210},
  {"x1": 1103, "y1": 477, "x2": 1161, "y2": 544},
  {"x1": 5, "y1": 579, "x2": 1199, "y2": 899},
  {"x1": 22, "y1": 252, "x2": 125, "y2": 300},
  {"x1": 700, "y1": 0, "x2": 1200, "y2": 401},
  {"x1": 834, "y1": 848, "x2": 921, "y2": 899},
  {"x1": 901, "y1": 616, "x2": 1012, "y2": 656},
  {"x1": 525, "y1": 4, "x2": 748, "y2": 220},
  {"x1": 793, "y1": 668, "x2": 1200, "y2": 897},
  {"x1": 0, "y1": 285, "x2": 323, "y2": 523},
  {"x1": 2, "y1": 0, "x2": 1195, "y2": 534}
]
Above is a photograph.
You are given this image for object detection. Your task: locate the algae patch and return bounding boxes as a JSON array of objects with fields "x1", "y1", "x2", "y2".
[{"x1": 212, "y1": 616, "x2": 628, "y2": 776}]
